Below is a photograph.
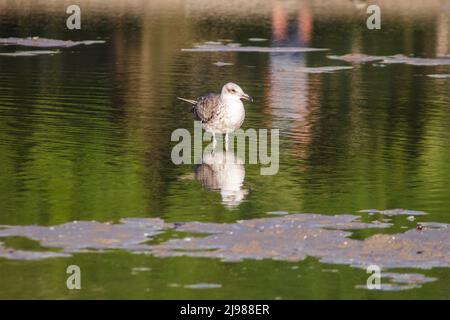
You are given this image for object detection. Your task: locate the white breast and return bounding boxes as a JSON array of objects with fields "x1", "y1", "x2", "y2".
[
  {"x1": 203, "y1": 99, "x2": 245, "y2": 134},
  {"x1": 222, "y1": 100, "x2": 245, "y2": 133}
]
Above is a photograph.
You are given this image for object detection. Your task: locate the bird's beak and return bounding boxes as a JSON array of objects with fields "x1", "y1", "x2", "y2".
[{"x1": 240, "y1": 93, "x2": 253, "y2": 102}]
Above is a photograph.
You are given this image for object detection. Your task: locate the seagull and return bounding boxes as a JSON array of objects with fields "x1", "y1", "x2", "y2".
[{"x1": 177, "y1": 82, "x2": 252, "y2": 150}]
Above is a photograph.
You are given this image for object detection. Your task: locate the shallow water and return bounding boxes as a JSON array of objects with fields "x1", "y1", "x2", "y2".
[{"x1": 0, "y1": 0, "x2": 449, "y2": 299}]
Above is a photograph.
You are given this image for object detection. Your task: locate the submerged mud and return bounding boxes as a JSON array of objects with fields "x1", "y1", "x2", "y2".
[{"x1": 0, "y1": 211, "x2": 448, "y2": 290}]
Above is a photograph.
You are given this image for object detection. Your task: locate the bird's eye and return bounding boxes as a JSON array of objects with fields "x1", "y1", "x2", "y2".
[{"x1": 231, "y1": 89, "x2": 236, "y2": 93}]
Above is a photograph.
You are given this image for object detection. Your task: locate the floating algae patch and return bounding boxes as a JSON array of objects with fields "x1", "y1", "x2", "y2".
[
  {"x1": 327, "y1": 54, "x2": 384, "y2": 63},
  {"x1": 0, "y1": 218, "x2": 170, "y2": 259},
  {"x1": 267, "y1": 211, "x2": 289, "y2": 215},
  {"x1": 151, "y1": 214, "x2": 393, "y2": 262},
  {"x1": 0, "y1": 50, "x2": 60, "y2": 57},
  {"x1": 184, "y1": 283, "x2": 222, "y2": 289},
  {"x1": 381, "y1": 55, "x2": 450, "y2": 66},
  {"x1": 212, "y1": 61, "x2": 234, "y2": 67},
  {"x1": 0, "y1": 37, "x2": 105, "y2": 48},
  {"x1": 427, "y1": 74, "x2": 450, "y2": 78},
  {"x1": 151, "y1": 214, "x2": 450, "y2": 271},
  {"x1": 248, "y1": 38, "x2": 268, "y2": 42},
  {"x1": 131, "y1": 267, "x2": 152, "y2": 275},
  {"x1": 356, "y1": 272, "x2": 437, "y2": 291},
  {"x1": 182, "y1": 41, "x2": 328, "y2": 53},
  {"x1": 296, "y1": 66, "x2": 353, "y2": 73},
  {"x1": 328, "y1": 54, "x2": 450, "y2": 66},
  {"x1": 383, "y1": 273, "x2": 437, "y2": 286},
  {"x1": 359, "y1": 209, "x2": 428, "y2": 216},
  {"x1": 0, "y1": 212, "x2": 449, "y2": 284}
]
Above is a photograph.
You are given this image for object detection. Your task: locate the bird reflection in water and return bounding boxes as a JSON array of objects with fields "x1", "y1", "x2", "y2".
[{"x1": 194, "y1": 150, "x2": 248, "y2": 209}]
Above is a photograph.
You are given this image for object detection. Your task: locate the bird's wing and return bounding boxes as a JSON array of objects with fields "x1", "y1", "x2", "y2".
[
  {"x1": 177, "y1": 97, "x2": 197, "y2": 105},
  {"x1": 193, "y1": 93, "x2": 221, "y2": 122}
]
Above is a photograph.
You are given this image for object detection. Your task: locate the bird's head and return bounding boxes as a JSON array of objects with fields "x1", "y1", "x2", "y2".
[{"x1": 221, "y1": 82, "x2": 253, "y2": 103}]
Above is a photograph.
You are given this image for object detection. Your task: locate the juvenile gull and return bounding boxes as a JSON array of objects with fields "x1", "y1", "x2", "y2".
[{"x1": 178, "y1": 83, "x2": 252, "y2": 149}]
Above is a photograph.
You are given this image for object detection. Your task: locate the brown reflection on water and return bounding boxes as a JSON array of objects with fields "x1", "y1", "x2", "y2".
[
  {"x1": 265, "y1": 5, "x2": 319, "y2": 160},
  {"x1": 297, "y1": 3, "x2": 313, "y2": 45},
  {"x1": 436, "y1": 9, "x2": 449, "y2": 57},
  {"x1": 272, "y1": 2, "x2": 288, "y2": 42}
]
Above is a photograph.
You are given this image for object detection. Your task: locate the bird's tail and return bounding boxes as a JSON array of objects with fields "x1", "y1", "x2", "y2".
[{"x1": 177, "y1": 97, "x2": 197, "y2": 105}]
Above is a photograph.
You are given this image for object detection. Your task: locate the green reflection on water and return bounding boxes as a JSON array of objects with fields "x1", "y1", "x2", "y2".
[{"x1": 1, "y1": 252, "x2": 449, "y2": 299}]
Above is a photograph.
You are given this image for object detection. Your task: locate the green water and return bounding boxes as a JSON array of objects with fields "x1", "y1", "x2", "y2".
[{"x1": 0, "y1": 0, "x2": 449, "y2": 299}]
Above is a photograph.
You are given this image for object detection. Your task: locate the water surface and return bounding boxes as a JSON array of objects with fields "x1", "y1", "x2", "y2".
[{"x1": 0, "y1": 0, "x2": 449, "y2": 299}]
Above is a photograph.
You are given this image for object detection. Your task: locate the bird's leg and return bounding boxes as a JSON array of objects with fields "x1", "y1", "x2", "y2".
[{"x1": 225, "y1": 133, "x2": 229, "y2": 151}]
